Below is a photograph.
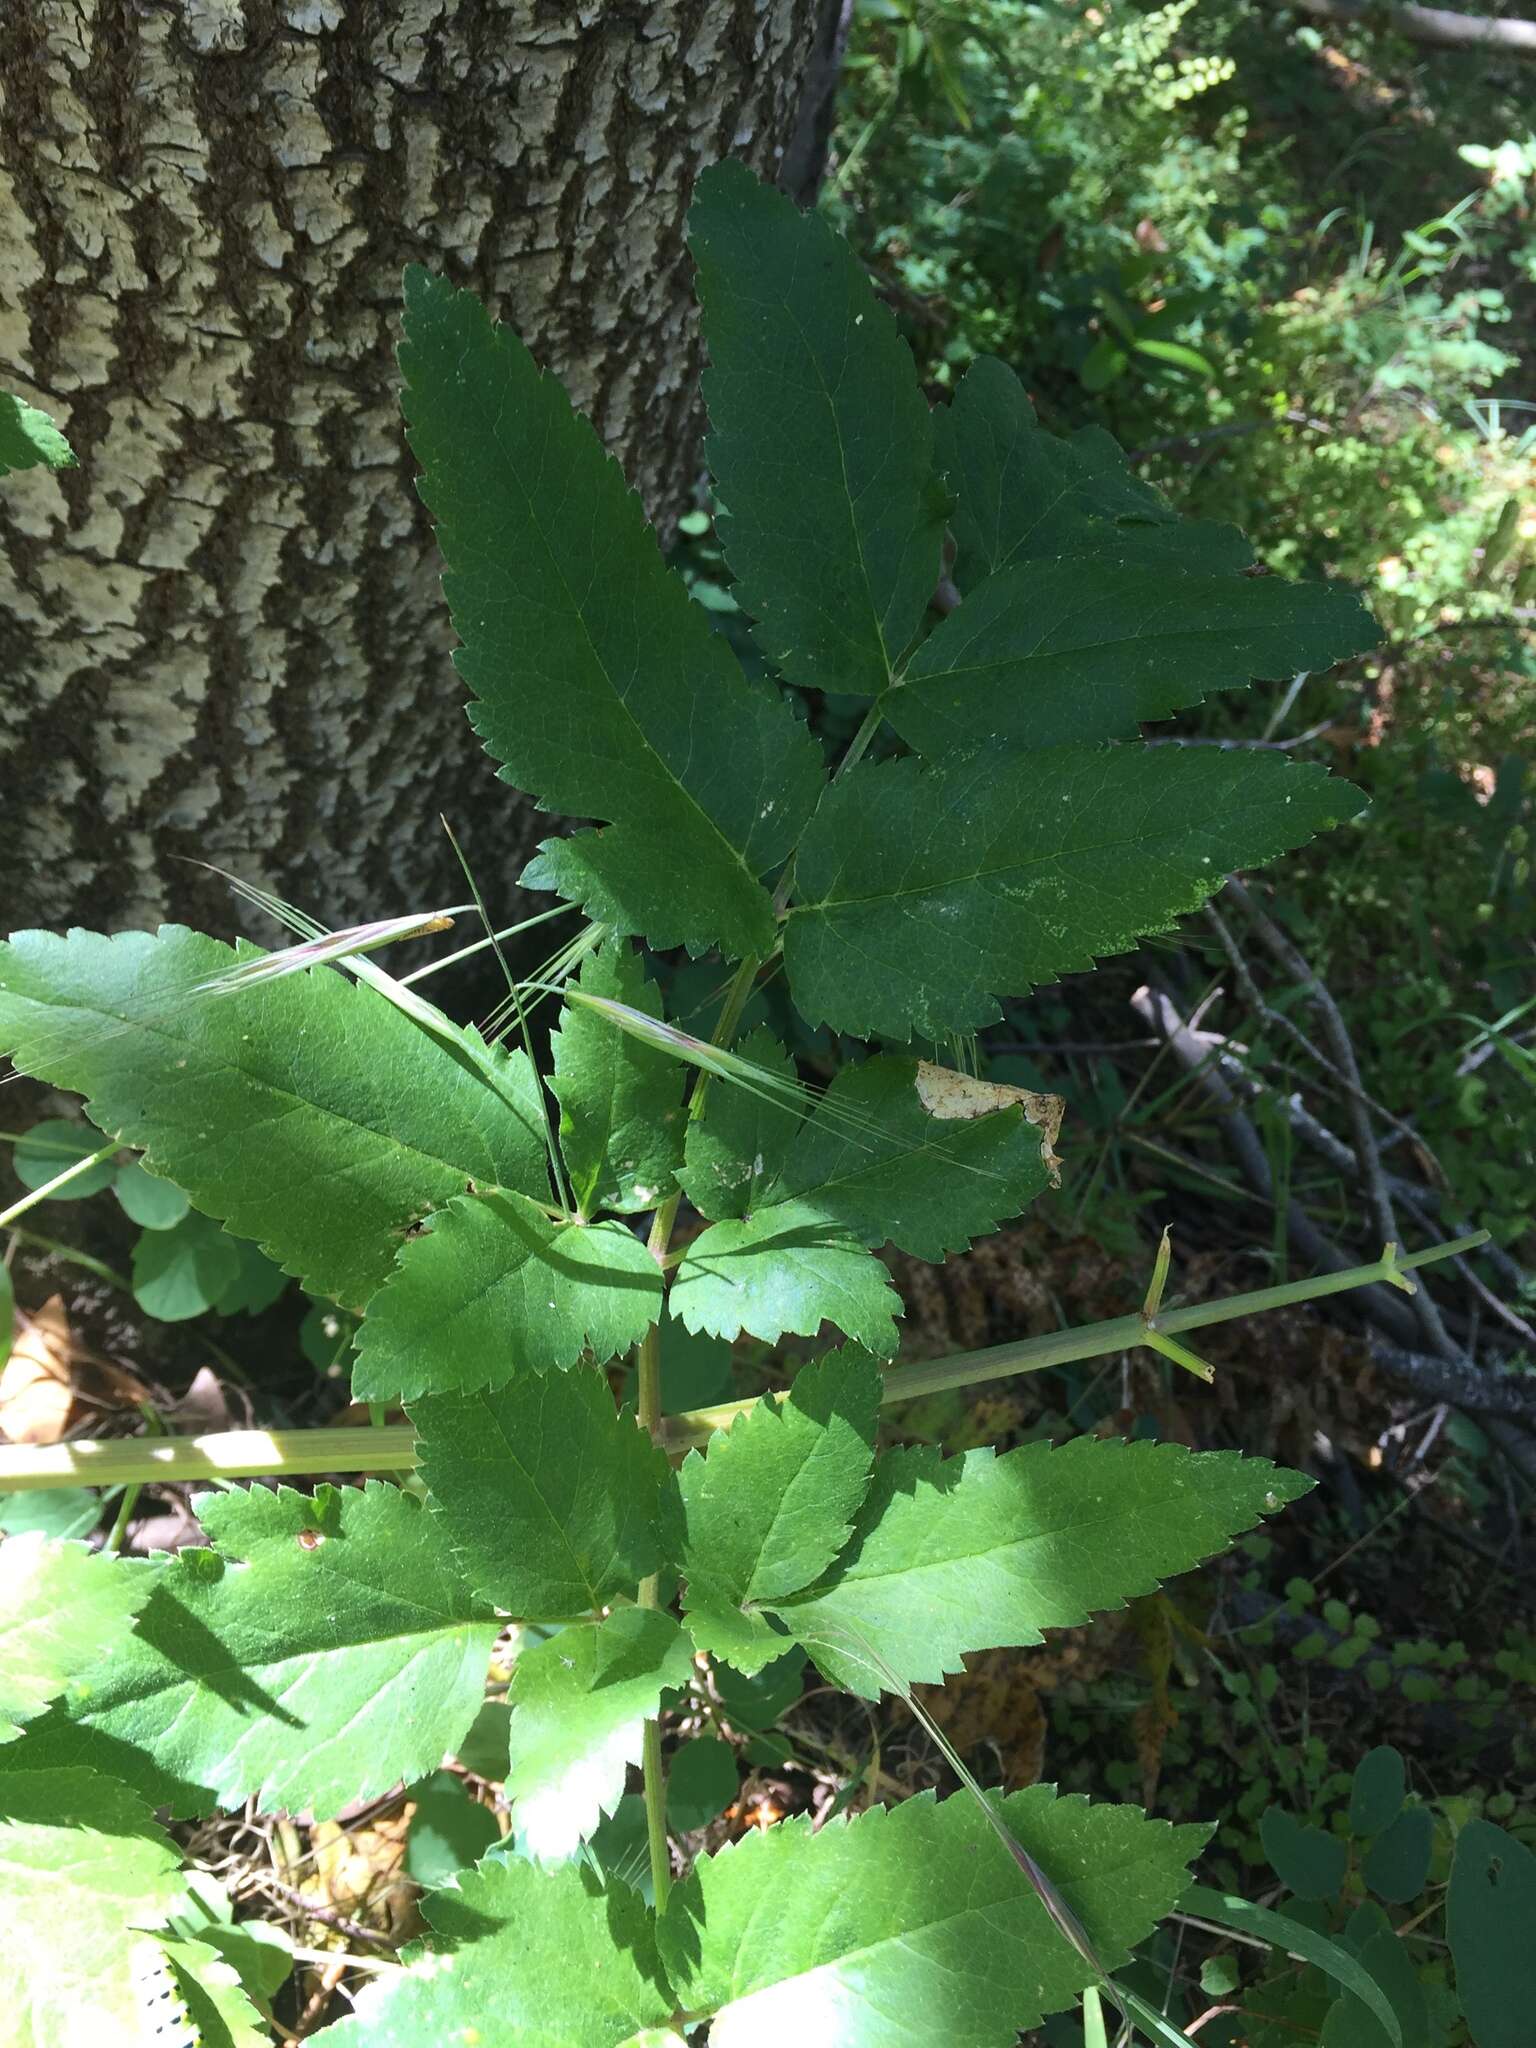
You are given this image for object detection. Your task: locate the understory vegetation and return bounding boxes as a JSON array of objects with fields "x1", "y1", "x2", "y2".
[{"x1": 0, "y1": 8, "x2": 1532, "y2": 2046}]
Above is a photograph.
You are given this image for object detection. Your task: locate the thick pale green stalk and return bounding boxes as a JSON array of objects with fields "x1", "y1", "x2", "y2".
[{"x1": 0, "y1": 1234, "x2": 1486, "y2": 1494}]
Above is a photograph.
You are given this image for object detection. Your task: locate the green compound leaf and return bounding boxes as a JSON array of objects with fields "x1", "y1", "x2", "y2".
[
  {"x1": 399, "y1": 266, "x2": 822, "y2": 962},
  {"x1": 16, "y1": 1483, "x2": 497, "y2": 1819},
  {"x1": 113, "y1": 1159, "x2": 191, "y2": 1230},
  {"x1": 891, "y1": 559, "x2": 1377, "y2": 756},
  {"x1": 0, "y1": 1533, "x2": 153, "y2": 1741},
  {"x1": 415, "y1": 1368, "x2": 679, "y2": 1619},
  {"x1": 0, "y1": 1767, "x2": 187, "y2": 2048},
  {"x1": 784, "y1": 746, "x2": 1366, "y2": 1040},
  {"x1": 0, "y1": 927, "x2": 551, "y2": 1312},
  {"x1": 506, "y1": 1608, "x2": 695, "y2": 1862},
  {"x1": 680, "y1": 1348, "x2": 881, "y2": 1674},
  {"x1": 776, "y1": 1436, "x2": 1309, "y2": 1698},
  {"x1": 352, "y1": 1191, "x2": 663, "y2": 1403},
  {"x1": 937, "y1": 354, "x2": 1249, "y2": 589},
  {"x1": 671, "y1": 1199, "x2": 904, "y2": 1357},
  {"x1": 675, "y1": 1024, "x2": 802, "y2": 1222},
  {"x1": 661, "y1": 1786, "x2": 1208, "y2": 2048},
  {"x1": 1448, "y1": 1818, "x2": 1536, "y2": 2048},
  {"x1": 310, "y1": 1858, "x2": 673, "y2": 2048},
  {"x1": 551, "y1": 940, "x2": 687, "y2": 1217},
  {"x1": 0, "y1": 391, "x2": 77, "y2": 476},
  {"x1": 131, "y1": 1209, "x2": 242, "y2": 1322},
  {"x1": 690, "y1": 160, "x2": 947, "y2": 704}
]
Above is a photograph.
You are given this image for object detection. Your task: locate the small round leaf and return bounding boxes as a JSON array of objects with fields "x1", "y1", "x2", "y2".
[
  {"x1": 1349, "y1": 1745, "x2": 1406, "y2": 1838},
  {"x1": 13, "y1": 1120, "x2": 114, "y2": 1198},
  {"x1": 114, "y1": 1162, "x2": 191, "y2": 1232},
  {"x1": 1261, "y1": 1806, "x2": 1348, "y2": 1901},
  {"x1": 1363, "y1": 1805, "x2": 1434, "y2": 1904},
  {"x1": 131, "y1": 1213, "x2": 242, "y2": 1323}
]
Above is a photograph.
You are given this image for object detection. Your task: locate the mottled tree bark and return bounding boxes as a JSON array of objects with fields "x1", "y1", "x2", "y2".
[{"x1": 0, "y1": 0, "x2": 833, "y2": 940}]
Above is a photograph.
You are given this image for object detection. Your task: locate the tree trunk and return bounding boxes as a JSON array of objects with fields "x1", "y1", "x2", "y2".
[{"x1": 0, "y1": 1, "x2": 834, "y2": 942}]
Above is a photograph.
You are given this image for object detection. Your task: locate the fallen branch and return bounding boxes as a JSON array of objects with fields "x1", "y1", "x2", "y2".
[{"x1": 1289, "y1": 0, "x2": 1536, "y2": 58}]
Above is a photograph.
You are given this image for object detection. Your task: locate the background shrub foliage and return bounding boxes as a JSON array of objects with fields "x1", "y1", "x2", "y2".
[{"x1": 1, "y1": 9, "x2": 1533, "y2": 2044}]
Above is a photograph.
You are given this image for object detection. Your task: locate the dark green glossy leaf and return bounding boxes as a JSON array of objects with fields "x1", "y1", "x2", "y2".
[
  {"x1": 690, "y1": 160, "x2": 946, "y2": 703},
  {"x1": 400, "y1": 266, "x2": 822, "y2": 961},
  {"x1": 892, "y1": 558, "x2": 1376, "y2": 756},
  {"x1": 937, "y1": 354, "x2": 1249, "y2": 589},
  {"x1": 784, "y1": 747, "x2": 1365, "y2": 1039}
]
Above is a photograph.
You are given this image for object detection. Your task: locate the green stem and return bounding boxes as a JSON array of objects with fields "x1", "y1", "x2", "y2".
[
  {"x1": 0, "y1": 1143, "x2": 118, "y2": 1228},
  {"x1": 633, "y1": 948, "x2": 764, "y2": 1912},
  {"x1": 0, "y1": 1234, "x2": 1486, "y2": 1494},
  {"x1": 833, "y1": 695, "x2": 890, "y2": 782},
  {"x1": 8, "y1": 1227, "x2": 132, "y2": 1293}
]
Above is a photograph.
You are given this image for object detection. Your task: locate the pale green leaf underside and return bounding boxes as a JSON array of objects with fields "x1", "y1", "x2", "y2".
[
  {"x1": 13, "y1": 1484, "x2": 497, "y2": 1818},
  {"x1": 892, "y1": 558, "x2": 1378, "y2": 755},
  {"x1": 690, "y1": 160, "x2": 946, "y2": 703},
  {"x1": 662, "y1": 1786, "x2": 1209, "y2": 2048},
  {"x1": 551, "y1": 939, "x2": 686, "y2": 1217},
  {"x1": 352, "y1": 1191, "x2": 663, "y2": 1402},
  {"x1": 507, "y1": 1609, "x2": 694, "y2": 1862},
  {"x1": 784, "y1": 745, "x2": 1366, "y2": 1040},
  {"x1": 672, "y1": 1200, "x2": 903, "y2": 1356},
  {"x1": 0, "y1": 1533, "x2": 153, "y2": 1742},
  {"x1": 681, "y1": 1349, "x2": 880, "y2": 1673},
  {"x1": 311, "y1": 1858, "x2": 673, "y2": 2048},
  {"x1": 158, "y1": 1932, "x2": 272, "y2": 2048},
  {"x1": 938, "y1": 353, "x2": 1250, "y2": 589},
  {"x1": 399, "y1": 265, "x2": 823, "y2": 961},
  {"x1": 415, "y1": 1369, "x2": 678, "y2": 1619},
  {"x1": 0, "y1": 927, "x2": 550, "y2": 1311},
  {"x1": 0, "y1": 391, "x2": 77, "y2": 476},
  {"x1": 777, "y1": 1435, "x2": 1310, "y2": 1698},
  {"x1": 0, "y1": 1767, "x2": 187, "y2": 2048}
]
